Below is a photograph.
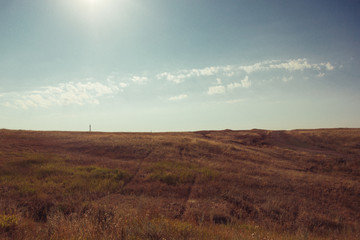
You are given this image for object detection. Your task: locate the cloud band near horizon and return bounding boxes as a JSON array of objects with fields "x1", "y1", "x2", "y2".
[{"x1": 0, "y1": 58, "x2": 335, "y2": 109}]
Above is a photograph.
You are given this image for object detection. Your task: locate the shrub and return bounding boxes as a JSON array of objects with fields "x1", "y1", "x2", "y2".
[
  {"x1": 0, "y1": 214, "x2": 18, "y2": 233},
  {"x1": 147, "y1": 161, "x2": 219, "y2": 186}
]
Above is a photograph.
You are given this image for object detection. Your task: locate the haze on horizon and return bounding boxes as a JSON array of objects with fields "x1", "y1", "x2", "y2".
[{"x1": 0, "y1": 0, "x2": 359, "y2": 132}]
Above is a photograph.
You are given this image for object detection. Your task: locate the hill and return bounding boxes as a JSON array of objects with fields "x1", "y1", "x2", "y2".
[{"x1": 0, "y1": 128, "x2": 359, "y2": 239}]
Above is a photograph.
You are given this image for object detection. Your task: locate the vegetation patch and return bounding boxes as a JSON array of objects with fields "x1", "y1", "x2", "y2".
[
  {"x1": 68, "y1": 166, "x2": 130, "y2": 194},
  {"x1": 0, "y1": 214, "x2": 18, "y2": 233},
  {"x1": 147, "y1": 161, "x2": 218, "y2": 185},
  {"x1": 0, "y1": 152, "x2": 131, "y2": 221}
]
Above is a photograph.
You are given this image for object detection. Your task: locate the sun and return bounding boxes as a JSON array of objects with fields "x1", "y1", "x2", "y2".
[
  {"x1": 84, "y1": 0, "x2": 103, "y2": 8},
  {"x1": 61, "y1": 0, "x2": 125, "y2": 28}
]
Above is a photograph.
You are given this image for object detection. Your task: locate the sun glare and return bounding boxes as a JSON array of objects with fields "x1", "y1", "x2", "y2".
[
  {"x1": 74, "y1": 0, "x2": 114, "y2": 20},
  {"x1": 59, "y1": 0, "x2": 129, "y2": 37},
  {"x1": 61, "y1": 0, "x2": 124, "y2": 17},
  {"x1": 79, "y1": 0, "x2": 105, "y2": 10},
  {"x1": 86, "y1": 0, "x2": 102, "y2": 8}
]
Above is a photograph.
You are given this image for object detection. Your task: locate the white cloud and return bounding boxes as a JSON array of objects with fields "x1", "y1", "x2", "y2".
[
  {"x1": 191, "y1": 66, "x2": 219, "y2": 76},
  {"x1": 207, "y1": 85, "x2": 225, "y2": 95},
  {"x1": 1, "y1": 58, "x2": 336, "y2": 109},
  {"x1": 105, "y1": 75, "x2": 128, "y2": 88},
  {"x1": 157, "y1": 65, "x2": 231, "y2": 84},
  {"x1": 156, "y1": 58, "x2": 334, "y2": 84},
  {"x1": 168, "y1": 94, "x2": 188, "y2": 101},
  {"x1": 238, "y1": 61, "x2": 270, "y2": 74},
  {"x1": 241, "y1": 76, "x2": 251, "y2": 88},
  {"x1": 157, "y1": 72, "x2": 187, "y2": 84},
  {"x1": 227, "y1": 76, "x2": 251, "y2": 89},
  {"x1": 227, "y1": 82, "x2": 242, "y2": 90},
  {"x1": 268, "y1": 59, "x2": 335, "y2": 72},
  {"x1": 131, "y1": 76, "x2": 148, "y2": 84},
  {"x1": 317, "y1": 73, "x2": 325, "y2": 78},
  {"x1": 269, "y1": 58, "x2": 313, "y2": 71},
  {"x1": 1, "y1": 81, "x2": 119, "y2": 109},
  {"x1": 223, "y1": 71, "x2": 235, "y2": 77},
  {"x1": 323, "y1": 62, "x2": 334, "y2": 70},
  {"x1": 119, "y1": 82, "x2": 128, "y2": 88}
]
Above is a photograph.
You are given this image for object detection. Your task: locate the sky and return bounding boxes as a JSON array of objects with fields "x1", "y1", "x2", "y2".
[{"x1": 0, "y1": 0, "x2": 360, "y2": 132}]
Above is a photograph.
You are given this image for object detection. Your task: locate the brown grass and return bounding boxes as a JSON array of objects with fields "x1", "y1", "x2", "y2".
[{"x1": 0, "y1": 128, "x2": 359, "y2": 239}]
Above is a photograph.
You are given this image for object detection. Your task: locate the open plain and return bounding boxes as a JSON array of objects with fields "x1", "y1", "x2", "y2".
[{"x1": 0, "y1": 128, "x2": 359, "y2": 239}]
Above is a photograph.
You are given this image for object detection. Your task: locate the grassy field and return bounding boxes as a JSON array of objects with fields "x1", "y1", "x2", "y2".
[{"x1": 0, "y1": 128, "x2": 359, "y2": 239}]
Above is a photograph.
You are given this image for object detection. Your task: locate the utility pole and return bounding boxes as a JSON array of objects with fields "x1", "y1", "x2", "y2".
[{"x1": 89, "y1": 124, "x2": 91, "y2": 132}]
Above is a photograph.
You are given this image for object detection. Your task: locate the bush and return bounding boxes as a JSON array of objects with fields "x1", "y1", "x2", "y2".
[
  {"x1": 0, "y1": 214, "x2": 18, "y2": 233},
  {"x1": 147, "y1": 161, "x2": 219, "y2": 186}
]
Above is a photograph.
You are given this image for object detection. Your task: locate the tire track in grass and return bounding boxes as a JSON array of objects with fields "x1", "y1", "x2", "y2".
[
  {"x1": 122, "y1": 149, "x2": 152, "y2": 190},
  {"x1": 175, "y1": 143, "x2": 198, "y2": 219},
  {"x1": 175, "y1": 142, "x2": 198, "y2": 219},
  {"x1": 175, "y1": 174, "x2": 198, "y2": 220},
  {"x1": 95, "y1": 149, "x2": 153, "y2": 202},
  {"x1": 121, "y1": 137, "x2": 155, "y2": 190}
]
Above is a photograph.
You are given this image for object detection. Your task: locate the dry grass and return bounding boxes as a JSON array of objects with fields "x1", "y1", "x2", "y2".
[{"x1": 0, "y1": 128, "x2": 359, "y2": 239}]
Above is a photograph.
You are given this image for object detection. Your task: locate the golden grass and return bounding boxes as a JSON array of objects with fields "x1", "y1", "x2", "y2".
[{"x1": 0, "y1": 128, "x2": 359, "y2": 239}]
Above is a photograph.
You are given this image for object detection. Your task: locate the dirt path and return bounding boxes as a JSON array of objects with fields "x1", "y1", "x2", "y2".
[
  {"x1": 175, "y1": 175, "x2": 197, "y2": 220},
  {"x1": 122, "y1": 149, "x2": 153, "y2": 189}
]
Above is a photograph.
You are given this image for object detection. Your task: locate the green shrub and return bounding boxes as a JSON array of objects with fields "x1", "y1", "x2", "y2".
[
  {"x1": 147, "y1": 161, "x2": 196, "y2": 185},
  {"x1": 66, "y1": 166, "x2": 130, "y2": 195},
  {"x1": 1, "y1": 152, "x2": 130, "y2": 201},
  {"x1": 147, "y1": 161, "x2": 218, "y2": 186},
  {"x1": 0, "y1": 214, "x2": 18, "y2": 233},
  {"x1": 198, "y1": 168, "x2": 219, "y2": 181},
  {"x1": 75, "y1": 166, "x2": 130, "y2": 181}
]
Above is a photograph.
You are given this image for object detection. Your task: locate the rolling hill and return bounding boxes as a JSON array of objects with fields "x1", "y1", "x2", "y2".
[{"x1": 0, "y1": 128, "x2": 359, "y2": 239}]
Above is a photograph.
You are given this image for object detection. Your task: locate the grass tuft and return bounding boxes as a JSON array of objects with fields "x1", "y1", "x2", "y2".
[{"x1": 0, "y1": 214, "x2": 18, "y2": 233}]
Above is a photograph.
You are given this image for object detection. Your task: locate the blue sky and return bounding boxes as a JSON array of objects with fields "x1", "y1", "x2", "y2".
[{"x1": 1, "y1": 0, "x2": 360, "y2": 131}]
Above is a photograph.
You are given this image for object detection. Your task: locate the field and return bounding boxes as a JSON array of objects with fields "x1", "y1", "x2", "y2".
[{"x1": 0, "y1": 128, "x2": 359, "y2": 239}]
